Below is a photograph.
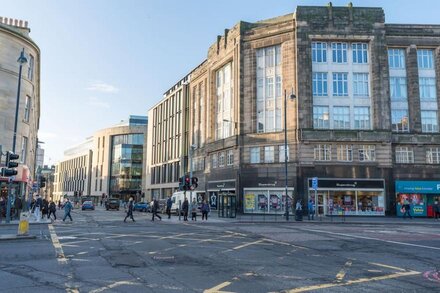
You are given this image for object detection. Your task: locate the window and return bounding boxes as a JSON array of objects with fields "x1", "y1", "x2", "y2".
[
  {"x1": 219, "y1": 152, "x2": 225, "y2": 167},
  {"x1": 421, "y1": 111, "x2": 438, "y2": 133},
  {"x1": 256, "y1": 45, "x2": 282, "y2": 133},
  {"x1": 352, "y1": 43, "x2": 368, "y2": 64},
  {"x1": 390, "y1": 77, "x2": 407, "y2": 100},
  {"x1": 337, "y1": 145, "x2": 353, "y2": 161},
  {"x1": 388, "y1": 49, "x2": 405, "y2": 69},
  {"x1": 332, "y1": 73, "x2": 348, "y2": 96},
  {"x1": 227, "y1": 150, "x2": 234, "y2": 166},
  {"x1": 354, "y1": 107, "x2": 370, "y2": 130},
  {"x1": 395, "y1": 147, "x2": 414, "y2": 164},
  {"x1": 331, "y1": 43, "x2": 347, "y2": 63},
  {"x1": 279, "y1": 145, "x2": 289, "y2": 163},
  {"x1": 24, "y1": 95, "x2": 31, "y2": 122},
  {"x1": 250, "y1": 147, "x2": 260, "y2": 164},
  {"x1": 314, "y1": 145, "x2": 331, "y2": 161},
  {"x1": 426, "y1": 148, "x2": 440, "y2": 164},
  {"x1": 216, "y1": 62, "x2": 233, "y2": 140},
  {"x1": 212, "y1": 153, "x2": 218, "y2": 169},
  {"x1": 333, "y1": 106, "x2": 350, "y2": 129},
  {"x1": 21, "y1": 136, "x2": 28, "y2": 164},
  {"x1": 312, "y1": 72, "x2": 328, "y2": 96},
  {"x1": 313, "y1": 106, "x2": 330, "y2": 129},
  {"x1": 312, "y1": 42, "x2": 327, "y2": 63},
  {"x1": 28, "y1": 54, "x2": 34, "y2": 81},
  {"x1": 264, "y1": 146, "x2": 274, "y2": 163},
  {"x1": 391, "y1": 110, "x2": 409, "y2": 132},
  {"x1": 359, "y1": 145, "x2": 376, "y2": 162},
  {"x1": 353, "y1": 73, "x2": 369, "y2": 96},
  {"x1": 417, "y1": 49, "x2": 434, "y2": 69},
  {"x1": 419, "y1": 77, "x2": 436, "y2": 100}
]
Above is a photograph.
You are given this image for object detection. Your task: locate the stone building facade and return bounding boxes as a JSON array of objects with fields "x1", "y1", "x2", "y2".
[
  {"x1": 0, "y1": 17, "x2": 40, "y2": 203},
  {"x1": 146, "y1": 4, "x2": 440, "y2": 217}
]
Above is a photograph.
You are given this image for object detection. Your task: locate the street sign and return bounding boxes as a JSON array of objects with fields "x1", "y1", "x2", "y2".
[{"x1": 312, "y1": 177, "x2": 318, "y2": 190}]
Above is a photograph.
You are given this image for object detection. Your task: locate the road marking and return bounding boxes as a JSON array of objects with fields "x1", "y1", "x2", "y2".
[
  {"x1": 159, "y1": 232, "x2": 195, "y2": 240},
  {"x1": 307, "y1": 229, "x2": 440, "y2": 251},
  {"x1": 284, "y1": 270, "x2": 420, "y2": 292},
  {"x1": 233, "y1": 239, "x2": 264, "y2": 250},
  {"x1": 203, "y1": 281, "x2": 233, "y2": 293},
  {"x1": 369, "y1": 262, "x2": 406, "y2": 272},
  {"x1": 336, "y1": 260, "x2": 352, "y2": 282},
  {"x1": 262, "y1": 238, "x2": 308, "y2": 250},
  {"x1": 48, "y1": 224, "x2": 67, "y2": 265},
  {"x1": 89, "y1": 280, "x2": 140, "y2": 293}
]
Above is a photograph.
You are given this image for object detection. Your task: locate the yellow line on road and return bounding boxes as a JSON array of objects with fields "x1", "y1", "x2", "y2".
[
  {"x1": 369, "y1": 262, "x2": 406, "y2": 272},
  {"x1": 48, "y1": 224, "x2": 67, "y2": 265},
  {"x1": 284, "y1": 270, "x2": 420, "y2": 292},
  {"x1": 203, "y1": 281, "x2": 234, "y2": 293},
  {"x1": 336, "y1": 260, "x2": 352, "y2": 282}
]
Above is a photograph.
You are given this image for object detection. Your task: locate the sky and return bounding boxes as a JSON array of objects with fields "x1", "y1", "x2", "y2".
[{"x1": 1, "y1": 0, "x2": 440, "y2": 164}]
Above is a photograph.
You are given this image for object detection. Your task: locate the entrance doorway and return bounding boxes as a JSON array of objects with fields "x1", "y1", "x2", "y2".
[{"x1": 218, "y1": 193, "x2": 236, "y2": 218}]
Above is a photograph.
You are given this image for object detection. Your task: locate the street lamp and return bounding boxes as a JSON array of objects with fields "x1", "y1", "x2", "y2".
[
  {"x1": 284, "y1": 89, "x2": 296, "y2": 221},
  {"x1": 13, "y1": 48, "x2": 28, "y2": 153}
]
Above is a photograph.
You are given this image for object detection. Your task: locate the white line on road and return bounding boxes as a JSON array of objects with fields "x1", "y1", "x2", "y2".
[
  {"x1": 307, "y1": 229, "x2": 440, "y2": 251},
  {"x1": 48, "y1": 224, "x2": 67, "y2": 265},
  {"x1": 203, "y1": 281, "x2": 233, "y2": 293},
  {"x1": 336, "y1": 260, "x2": 352, "y2": 282},
  {"x1": 89, "y1": 280, "x2": 140, "y2": 293},
  {"x1": 233, "y1": 239, "x2": 264, "y2": 250}
]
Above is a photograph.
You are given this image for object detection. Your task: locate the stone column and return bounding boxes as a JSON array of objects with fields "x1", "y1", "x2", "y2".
[{"x1": 406, "y1": 45, "x2": 421, "y2": 133}]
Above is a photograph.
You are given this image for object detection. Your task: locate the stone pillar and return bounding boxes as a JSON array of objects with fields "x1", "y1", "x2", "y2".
[
  {"x1": 406, "y1": 45, "x2": 421, "y2": 133},
  {"x1": 435, "y1": 47, "x2": 440, "y2": 130}
]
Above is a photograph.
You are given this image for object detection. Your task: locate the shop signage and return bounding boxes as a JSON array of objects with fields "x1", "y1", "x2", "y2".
[
  {"x1": 258, "y1": 182, "x2": 277, "y2": 187},
  {"x1": 208, "y1": 180, "x2": 236, "y2": 190},
  {"x1": 395, "y1": 181, "x2": 440, "y2": 194},
  {"x1": 308, "y1": 178, "x2": 384, "y2": 189}
]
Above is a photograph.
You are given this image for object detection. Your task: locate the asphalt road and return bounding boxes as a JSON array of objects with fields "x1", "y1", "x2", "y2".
[{"x1": 0, "y1": 206, "x2": 439, "y2": 292}]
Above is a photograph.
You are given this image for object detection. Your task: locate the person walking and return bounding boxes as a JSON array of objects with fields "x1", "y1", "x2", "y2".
[
  {"x1": 182, "y1": 197, "x2": 189, "y2": 221},
  {"x1": 48, "y1": 201, "x2": 57, "y2": 221},
  {"x1": 34, "y1": 194, "x2": 43, "y2": 222},
  {"x1": 295, "y1": 199, "x2": 303, "y2": 221},
  {"x1": 14, "y1": 196, "x2": 23, "y2": 220},
  {"x1": 308, "y1": 199, "x2": 315, "y2": 221},
  {"x1": 0, "y1": 197, "x2": 5, "y2": 223},
  {"x1": 124, "y1": 197, "x2": 135, "y2": 222},
  {"x1": 402, "y1": 199, "x2": 412, "y2": 219},
  {"x1": 433, "y1": 200, "x2": 440, "y2": 220},
  {"x1": 63, "y1": 199, "x2": 73, "y2": 222},
  {"x1": 201, "y1": 200, "x2": 210, "y2": 221},
  {"x1": 151, "y1": 198, "x2": 162, "y2": 221},
  {"x1": 42, "y1": 199, "x2": 49, "y2": 220},
  {"x1": 190, "y1": 198, "x2": 198, "y2": 221},
  {"x1": 166, "y1": 195, "x2": 172, "y2": 219},
  {"x1": 58, "y1": 200, "x2": 62, "y2": 210}
]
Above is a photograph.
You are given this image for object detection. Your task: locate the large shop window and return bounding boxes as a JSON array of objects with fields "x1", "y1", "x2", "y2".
[
  {"x1": 326, "y1": 190, "x2": 385, "y2": 216},
  {"x1": 244, "y1": 188, "x2": 293, "y2": 214}
]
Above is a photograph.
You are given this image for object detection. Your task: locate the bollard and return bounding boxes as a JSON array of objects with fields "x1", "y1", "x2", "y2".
[{"x1": 17, "y1": 211, "x2": 29, "y2": 236}]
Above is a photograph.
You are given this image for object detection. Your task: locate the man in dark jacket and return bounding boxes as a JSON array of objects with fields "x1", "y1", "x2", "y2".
[
  {"x1": 14, "y1": 197, "x2": 23, "y2": 220},
  {"x1": 151, "y1": 198, "x2": 162, "y2": 221},
  {"x1": 434, "y1": 200, "x2": 440, "y2": 220},
  {"x1": 48, "y1": 201, "x2": 57, "y2": 220},
  {"x1": 182, "y1": 197, "x2": 189, "y2": 221},
  {"x1": 166, "y1": 195, "x2": 172, "y2": 219},
  {"x1": 63, "y1": 199, "x2": 73, "y2": 222},
  {"x1": 124, "y1": 197, "x2": 135, "y2": 222}
]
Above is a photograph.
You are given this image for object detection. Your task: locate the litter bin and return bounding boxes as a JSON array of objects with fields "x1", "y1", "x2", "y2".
[
  {"x1": 295, "y1": 209, "x2": 303, "y2": 221},
  {"x1": 17, "y1": 212, "x2": 30, "y2": 236}
]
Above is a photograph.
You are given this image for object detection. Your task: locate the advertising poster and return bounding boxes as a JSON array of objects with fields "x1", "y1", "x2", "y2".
[
  {"x1": 396, "y1": 193, "x2": 426, "y2": 217},
  {"x1": 270, "y1": 194, "x2": 280, "y2": 210},
  {"x1": 209, "y1": 192, "x2": 217, "y2": 210},
  {"x1": 244, "y1": 193, "x2": 255, "y2": 212},
  {"x1": 258, "y1": 194, "x2": 268, "y2": 211}
]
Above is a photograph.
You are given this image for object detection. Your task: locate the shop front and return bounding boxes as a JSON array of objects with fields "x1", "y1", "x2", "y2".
[
  {"x1": 307, "y1": 178, "x2": 386, "y2": 216},
  {"x1": 207, "y1": 180, "x2": 236, "y2": 210},
  {"x1": 395, "y1": 181, "x2": 440, "y2": 217},
  {"x1": 243, "y1": 185, "x2": 294, "y2": 214}
]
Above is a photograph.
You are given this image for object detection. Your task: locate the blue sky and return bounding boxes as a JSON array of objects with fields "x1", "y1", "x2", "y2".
[{"x1": 2, "y1": 0, "x2": 440, "y2": 164}]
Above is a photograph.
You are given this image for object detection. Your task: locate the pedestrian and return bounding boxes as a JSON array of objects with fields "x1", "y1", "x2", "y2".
[
  {"x1": 201, "y1": 200, "x2": 210, "y2": 221},
  {"x1": 308, "y1": 199, "x2": 315, "y2": 221},
  {"x1": 14, "y1": 196, "x2": 23, "y2": 220},
  {"x1": 166, "y1": 195, "x2": 172, "y2": 219},
  {"x1": 190, "y1": 198, "x2": 198, "y2": 221},
  {"x1": 63, "y1": 198, "x2": 73, "y2": 222},
  {"x1": 58, "y1": 200, "x2": 61, "y2": 210},
  {"x1": 124, "y1": 197, "x2": 135, "y2": 222},
  {"x1": 295, "y1": 199, "x2": 303, "y2": 221},
  {"x1": 433, "y1": 200, "x2": 440, "y2": 220},
  {"x1": 0, "y1": 197, "x2": 5, "y2": 223},
  {"x1": 182, "y1": 197, "x2": 189, "y2": 221},
  {"x1": 48, "y1": 200, "x2": 57, "y2": 220},
  {"x1": 151, "y1": 198, "x2": 162, "y2": 221},
  {"x1": 42, "y1": 198, "x2": 49, "y2": 220},
  {"x1": 34, "y1": 194, "x2": 42, "y2": 222},
  {"x1": 402, "y1": 199, "x2": 412, "y2": 219}
]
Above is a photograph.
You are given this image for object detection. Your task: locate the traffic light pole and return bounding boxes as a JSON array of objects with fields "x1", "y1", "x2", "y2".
[{"x1": 6, "y1": 179, "x2": 12, "y2": 223}]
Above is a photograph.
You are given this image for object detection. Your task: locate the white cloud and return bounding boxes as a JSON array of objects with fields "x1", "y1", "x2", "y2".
[
  {"x1": 38, "y1": 131, "x2": 57, "y2": 140},
  {"x1": 86, "y1": 81, "x2": 119, "y2": 93},
  {"x1": 88, "y1": 96, "x2": 110, "y2": 109}
]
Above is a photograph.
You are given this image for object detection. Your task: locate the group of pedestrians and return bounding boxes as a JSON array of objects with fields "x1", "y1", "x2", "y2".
[{"x1": 29, "y1": 194, "x2": 73, "y2": 222}]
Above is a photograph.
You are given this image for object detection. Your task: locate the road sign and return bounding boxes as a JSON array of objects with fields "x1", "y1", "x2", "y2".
[{"x1": 312, "y1": 177, "x2": 318, "y2": 190}]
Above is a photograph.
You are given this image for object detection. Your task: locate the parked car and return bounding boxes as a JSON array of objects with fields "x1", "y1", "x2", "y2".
[
  {"x1": 81, "y1": 201, "x2": 95, "y2": 211},
  {"x1": 105, "y1": 198, "x2": 120, "y2": 211},
  {"x1": 133, "y1": 202, "x2": 149, "y2": 212}
]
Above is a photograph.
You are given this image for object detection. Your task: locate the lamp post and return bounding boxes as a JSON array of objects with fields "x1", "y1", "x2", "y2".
[
  {"x1": 189, "y1": 144, "x2": 196, "y2": 202},
  {"x1": 284, "y1": 89, "x2": 296, "y2": 221}
]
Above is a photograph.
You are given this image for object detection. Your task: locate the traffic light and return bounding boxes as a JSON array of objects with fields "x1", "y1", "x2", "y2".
[
  {"x1": 191, "y1": 177, "x2": 198, "y2": 190},
  {"x1": 178, "y1": 176, "x2": 184, "y2": 191},
  {"x1": 184, "y1": 175, "x2": 191, "y2": 191},
  {"x1": 1, "y1": 151, "x2": 19, "y2": 177},
  {"x1": 40, "y1": 177, "x2": 47, "y2": 188}
]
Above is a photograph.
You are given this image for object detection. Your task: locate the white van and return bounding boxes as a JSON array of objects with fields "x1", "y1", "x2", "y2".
[{"x1": 171, "y1": 191, "x2": 197, "y2": 215}]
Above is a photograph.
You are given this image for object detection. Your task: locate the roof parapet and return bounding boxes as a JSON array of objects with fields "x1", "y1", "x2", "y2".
[{"x1": 0, "y1": 16, "x2": 28, "y2": 29}]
